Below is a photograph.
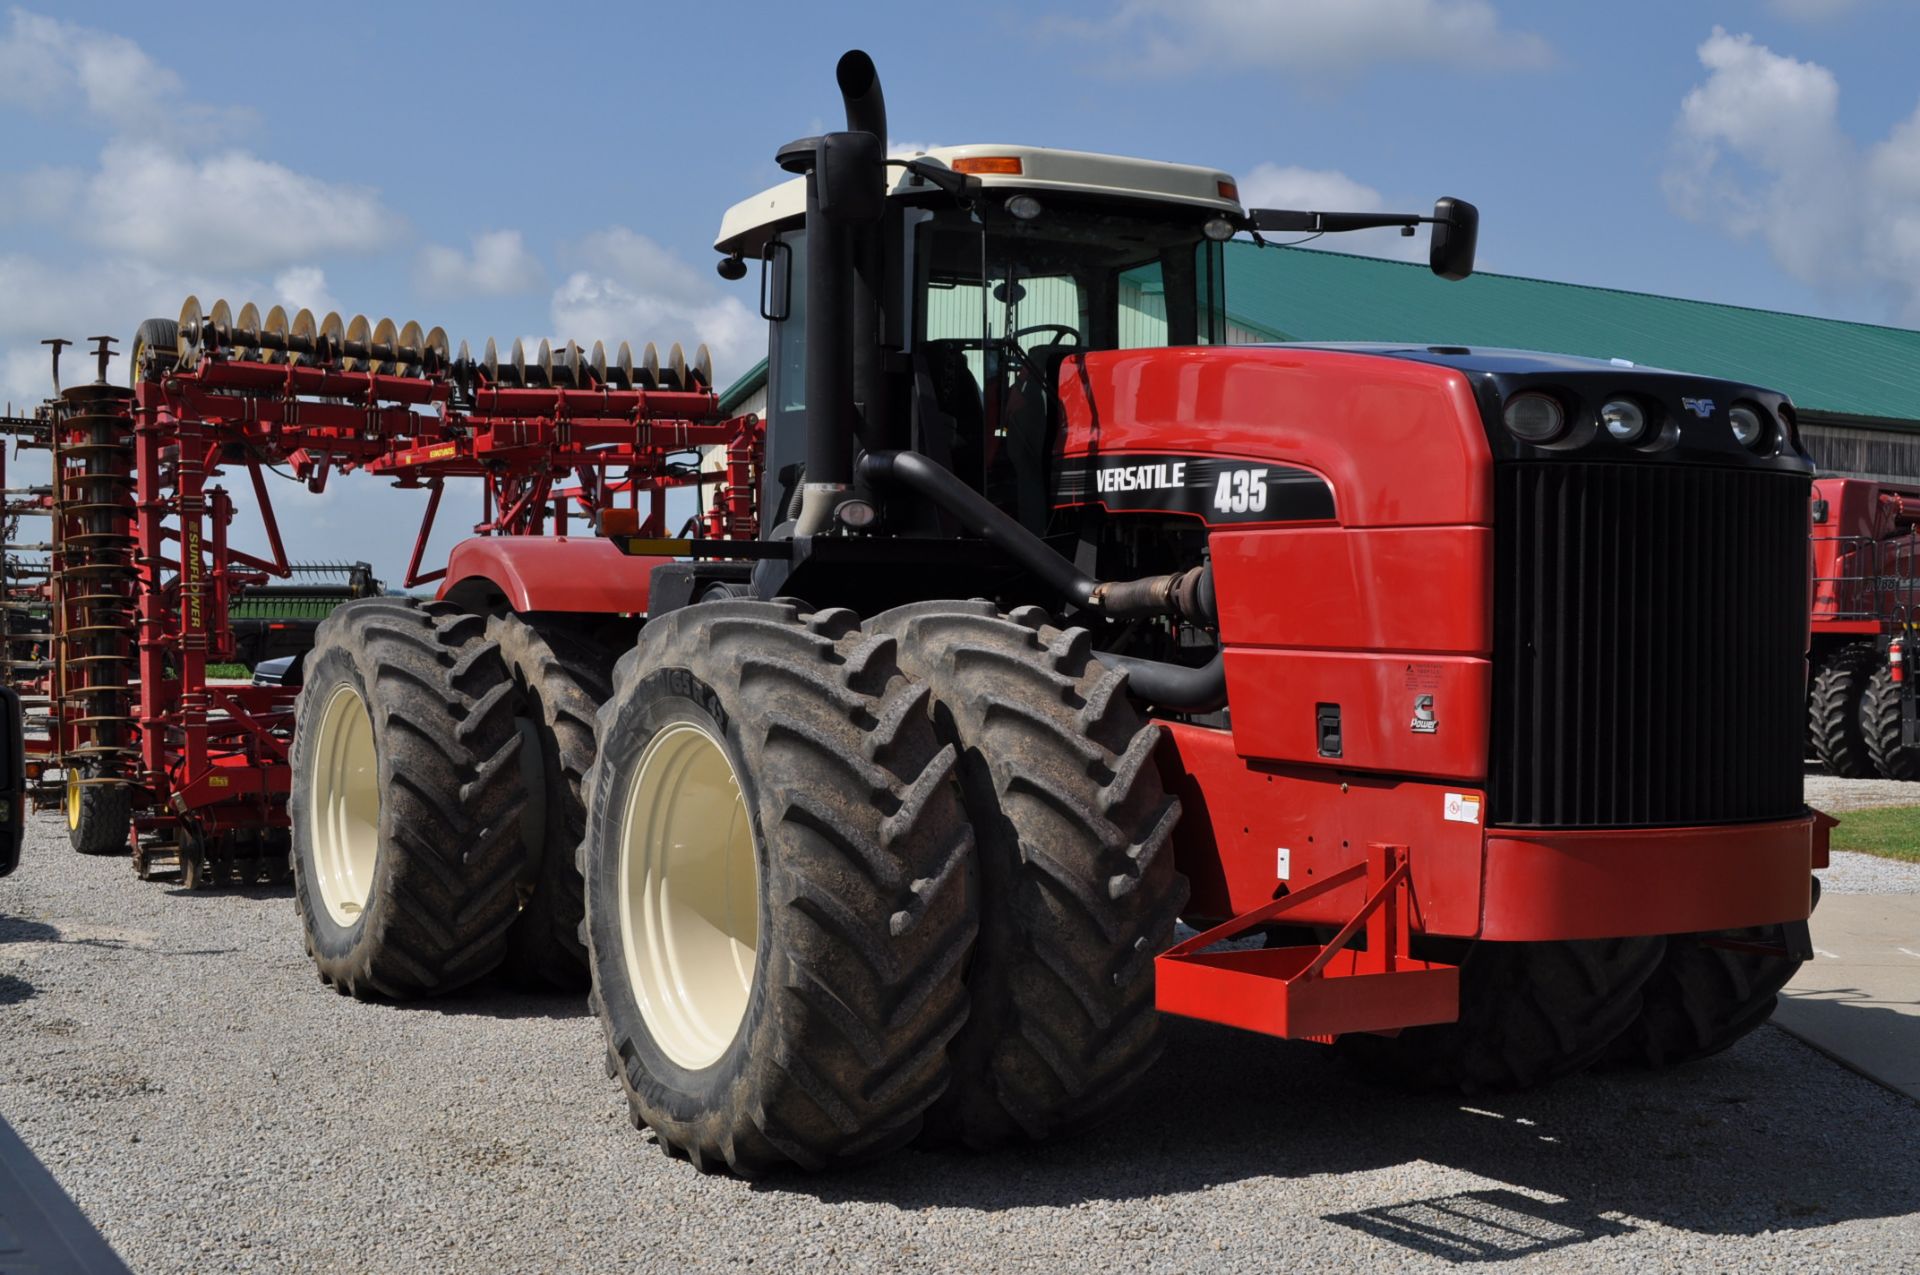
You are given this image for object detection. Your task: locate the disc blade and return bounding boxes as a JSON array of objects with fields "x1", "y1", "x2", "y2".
[
  {"x1": 589, "y1": 339, "x2": 607, "y2": 387},
  {"x1": 614, "y1": 341, "x2": 633, "y2": 390},
  {"x1": 665, "y1": 341, "x2": 686, "y2": 391},
  {"x1": 290, "y1": 308, "x2": 317, "y2": 366},
  {"x1": 264, "y1": 305, "x2": 289, "y2": 365},
  {"x1": 425, "y1": 326, "x2": 450, "y2": 373},
  {"x1": 640, "y1": 342, "x2": 659, "y2": 389},
  {"x1": 319, "y1": 312, "x2": 346, "y2": 366},
  {"x1": 177, "y1": 296, "x2": 203, "y2": 367},
  {"x1": 209, "y1": 299, "x2": 233, "y2": 349},
  {"x1": 693, "y1": 343, "x2": 713, "y2": 391},
  {"x1": 344, "y1": 315, "x2": 371, "y2": 372},
  {"x1": 398, "y1": 320, "x2": 424, "y2": 375},
  {"x1": 372, "y1": 317, "x2": 398, "y2": 375}
]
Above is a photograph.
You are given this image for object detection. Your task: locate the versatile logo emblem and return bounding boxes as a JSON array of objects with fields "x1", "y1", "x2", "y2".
[{"x1": 1681, "y1": 397, "x2": 1716, "y2": 418}]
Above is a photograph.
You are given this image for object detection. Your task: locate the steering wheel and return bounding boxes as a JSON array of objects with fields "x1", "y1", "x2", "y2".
[{"x1": 1010, "y1": 323, "x2": 1081, "y2": 347}]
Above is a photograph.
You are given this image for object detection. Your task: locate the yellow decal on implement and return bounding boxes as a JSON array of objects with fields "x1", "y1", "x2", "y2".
[
  {"x1": 207, "y1": 775, "x2": 229, "y2": 788},
  {"x1": 427, "y1": 443, "x2": 458, "y2": 460}
]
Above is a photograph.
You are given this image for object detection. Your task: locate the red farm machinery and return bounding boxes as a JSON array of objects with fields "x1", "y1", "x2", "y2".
[
  {"x1": 1807, "y1": 474, "x2": 1920, "y2": 779},
  {"x1": 1, "y1": 50, "x2": 1829, "y2": 1175}
]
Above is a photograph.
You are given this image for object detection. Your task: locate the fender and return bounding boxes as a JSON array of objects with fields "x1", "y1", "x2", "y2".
[{"x1": 437, "y1": 536, "x2": 671, "y2": 614}]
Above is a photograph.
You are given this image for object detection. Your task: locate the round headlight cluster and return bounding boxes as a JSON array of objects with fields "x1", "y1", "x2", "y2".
[
  {"x1": 1729, "y1": 403, "x2": 1769, "y2": 449},
  {"x1": 1503, "y1": 392, "x2": 1564, "y2": 442},
  {"x1": 1600, "y1": 398, "x2": 1648, "y2": 444}
]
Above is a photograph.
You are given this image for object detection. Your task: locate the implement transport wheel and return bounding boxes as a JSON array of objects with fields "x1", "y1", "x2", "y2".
[
  {"x1": 1808, "y1": 643, "x2": 1877, "y2": 778},
  {"x1": 1861, "y1": 664, "x2": 1920, "y2": 780},
  {"x1": 1337, "y1": 937, "x2": 1665, "y2": 1091},
  {"x1": 489, "y1": 614, "x2": 614, "y2": 991},
  {"x1": 66, "y1": 767, "x2": 130, "y2": 856},
  {"x1": 867, "y1": 601, "x2": 1187, "y2": 1149},
  {"x1": 289, "y1": 598, "x2": 528, "y2": 1000},
  {"x1": 130, "y1": 317, "x2": 179, "y2": 385},
  {"x1": 1603, "y1": 905, "x2": 1811, "y2": 1069},
  {"x1": 581, "y1": 601, "x2": 976, "y2": 1175}
]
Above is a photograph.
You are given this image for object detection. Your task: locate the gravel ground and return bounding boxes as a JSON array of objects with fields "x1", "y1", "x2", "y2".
[
  {"x1": 1808, "y1": 771, "x2": 1920, "y2": 893},
  {"x1": 4, "y1": 816, "x2": 1920, "y2": 1275},
  {"x1": 1804, "y1": 770, "x2": 1920, "y2": 814}
]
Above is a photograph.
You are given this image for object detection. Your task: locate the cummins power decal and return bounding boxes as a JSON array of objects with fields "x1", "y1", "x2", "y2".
[{"x1": 1053, "y1": 453, "x2": 1335, "y2": 524}]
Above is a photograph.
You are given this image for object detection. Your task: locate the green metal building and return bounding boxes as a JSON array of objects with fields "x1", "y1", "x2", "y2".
[{"x1": 717, "y1": 242, "x2": 1920, "y2": 481}]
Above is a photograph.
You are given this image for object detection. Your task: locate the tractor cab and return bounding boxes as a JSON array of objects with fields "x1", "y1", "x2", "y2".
[{"x1": 714, "y1": 145, "x2": 1244, "y2": 533}]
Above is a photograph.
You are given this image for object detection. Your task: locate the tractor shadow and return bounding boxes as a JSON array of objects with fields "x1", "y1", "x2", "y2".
[
  {"x1": 382, "y1": 970, "x2": 594, "y2": 1023},
  {"x1": 789, "y1": 1016, "x2": 1920, "y2": 1247}
]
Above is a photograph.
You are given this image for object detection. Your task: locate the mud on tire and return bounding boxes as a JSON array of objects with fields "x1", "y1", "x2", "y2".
[
  {"x1": 1337, "y1": 936, "x2": 1666, "y2": 1091},
  {"x1": 489, "y1": 615, "x2": 614, "y2": 990},
  {"x1": 289, "y1": 598, "x2": 528, "y2": 1000},
  {"x1": 867, "y1": 600, "x2": 1187, "y2": 1149},
  {"x1": 581, "y1": 601, "x2": 977, "y2": 1175}
]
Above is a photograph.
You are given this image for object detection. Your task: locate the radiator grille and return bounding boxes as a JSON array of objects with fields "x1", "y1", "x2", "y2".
[{"x1": 1490, "y1": 462, "x2": 1810, "y2": 828}]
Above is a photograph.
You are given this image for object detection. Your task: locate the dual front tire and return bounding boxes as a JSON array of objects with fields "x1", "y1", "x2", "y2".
[{"x1": 578, "y1": 600, "x2": 1187, "y2": 1173}]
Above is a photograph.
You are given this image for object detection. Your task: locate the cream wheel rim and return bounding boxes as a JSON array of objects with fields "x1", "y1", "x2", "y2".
[
  {"x1": 66, "y1": 770, "x2": 81, "y2": 831},
  {"x1": 310, "y1": 683, "x2": 381, "y2": 927},
  {"x1": 619, "y1": 720, "x2": 760, "y2": 1070}
]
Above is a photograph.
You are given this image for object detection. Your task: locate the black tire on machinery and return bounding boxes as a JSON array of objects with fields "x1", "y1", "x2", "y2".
[
  {"x1": 489, "y1": 613, "x2": 614, "y2": 990},
  {"x1": 130, "y1": 318, "x2": 179, "y2": 385},
  {"x1": 69, "y1": 770, "x2": 131, "y2": 855},
  {"x1": 1861, "y1": 663, "x2": 1920, "y2": 781},
  {"x1": 1335, "y1": 935, "x2": 1667, "y2": 1091},
  {"x1": 866, "y1": 600, "x2": 1188, "y2": 1149},
  {"x1": 580, "y1": 600, "x2": 978, "y2": 1175},
  {"x1": 1808, "y1": 643, "x2": 1878, "y2": 778},
  {"x1": 289, "y1": 597, "x2": 528, "y2": 1000},
  {"x1": 1602, "y1": 916, "x2": 1808, "y2": 1068}
]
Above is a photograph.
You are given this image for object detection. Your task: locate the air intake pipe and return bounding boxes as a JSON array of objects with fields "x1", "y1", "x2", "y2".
[
  {"x1": 858, "y1": 449, "x2": 1228, "y2": 710},
  {"x1": 836, "y1": 51, "x2": 895, "y2": 461}
]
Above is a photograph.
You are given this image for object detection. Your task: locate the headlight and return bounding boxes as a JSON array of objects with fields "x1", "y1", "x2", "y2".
[
  {"x1": 1600, "y1": 398, "x2": 1649, "y2": 444},
  {"x1": 1005, "y1": 194, "x2": 1044, "y2": 221},
  {"x1": 1730, "y1": 403, "x2": 1768, "y2": 449},
  {"x1": 1503, "y1": 392, "x2": 1565, "y2": 442},
  {"x1": 1203, "y1": 216, "x2": 1237, "y2": 241}
]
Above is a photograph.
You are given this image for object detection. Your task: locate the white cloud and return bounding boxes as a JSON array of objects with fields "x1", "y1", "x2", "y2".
[
  {"x1": 1665, "y1": 27, "x2": 1920, "y2": 319},
  {"x1": 1238, "y1": 163, "x2": 1429, "y2": 263},
  {"x1": 1059, "y1": 0, "x2": 1552, "y2": 76},
  {"x1": 550, "y1": 226, "x2": 761, "y2": 383},
  {"x1": 271, "y1": 266, "x2": 337, "y2": 317},
  {"x1": 79, "y1": 143, "x2": 399, "y2": 272},
  {"x1": 0, "y1": 9, "x2": 249, "y2": 140},
  {"x1": 414, "y1": 230, "x2": 546, "y2": 299}
]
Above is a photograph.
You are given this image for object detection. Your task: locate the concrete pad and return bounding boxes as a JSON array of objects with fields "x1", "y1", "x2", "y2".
[{"x1": 1774, "y1": 891, "x2": 1920, "y2": 1102}]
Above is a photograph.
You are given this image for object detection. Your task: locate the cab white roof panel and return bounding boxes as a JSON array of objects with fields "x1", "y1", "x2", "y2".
[{"x1": 714, "y1": 143, "x2": 1242, "y2": 254}]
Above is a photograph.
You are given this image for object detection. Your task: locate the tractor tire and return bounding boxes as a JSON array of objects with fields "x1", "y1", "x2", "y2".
[
  {"x1": 66, "y1": 768, "x2": 130, "y2": 856},
  {"x1": 867, "y1": 601, "x2": 1187, "y2": 1149},
  {"x1": 289, "y1": 597, "x2": 528, "y2": 1000},
  {"x1": 1861, "y1": 664, "x2": 1920, "y2": 780},
  {"x1": 130, "y1": 318, "x2": 179, "y2": 385},
  {"x1": 1602, "y1": 919, "x2": 1808, "y2": 1068},
  {"x1": 1809, "y1": 644, "x2": 1877, "y2": 778},
  {"x1": 1336, "y1": 936, "x2": 1666, "y2": 1091},
  {"x1": 489, "y1": 614, "x2": 614, "y2": 991},
  {"x1": 581, "y1": 601, "x2": 977, "y2": 1175}
]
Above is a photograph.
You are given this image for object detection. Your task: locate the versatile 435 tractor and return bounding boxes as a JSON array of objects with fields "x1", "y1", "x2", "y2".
[{"x1": 16, "y1": 50, "x2": 1825, "y2": 1175}]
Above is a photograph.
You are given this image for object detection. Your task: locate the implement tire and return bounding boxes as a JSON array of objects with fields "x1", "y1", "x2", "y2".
[
  {"x1": 66, "y1": 767, "x2": 130, "y2": 855},
  {"x1": 867, "y1": 601, "x2": 1187, "y2": 1149},
  {"x1": 582, "y1": 601, "x2": 976, "y2": 1175},
  {"x1": 290, "y1": 598, "x2": 528, "y2": 1000},
  {"x1": 1861, "y1": 664, "x2": 1920, "y2": 781},
  {"x1": 1603, "y1": 918, "x2": 1808, "y2": 1068},
  {"x1": 1809, "y1": 644, "x2": 1877, "y2": 778},
  {"x1": 1337, "y1": 937, "x2": 1665, "y2": 1091},
  {"x1": 490, "y1": 614, "x2": 613, "y2": 991}
]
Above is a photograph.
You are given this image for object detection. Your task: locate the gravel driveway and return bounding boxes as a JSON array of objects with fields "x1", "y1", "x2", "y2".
[{"x1": 4, "y1": 811, "x2": 1919, "y2": 1274}]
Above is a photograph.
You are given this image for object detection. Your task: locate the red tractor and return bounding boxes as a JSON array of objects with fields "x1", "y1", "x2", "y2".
[
  {"x1": 1809, "y1": 474, "x2": 1920, "y2": 778},
  {"x1": 19, "y1": 51, "x2": 1823, "y2": 1175}
]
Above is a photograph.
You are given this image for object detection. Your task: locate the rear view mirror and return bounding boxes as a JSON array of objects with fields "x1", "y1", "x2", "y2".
[{"x1": 1430, "y1": 197, "x2": 1478, "y2": 281}]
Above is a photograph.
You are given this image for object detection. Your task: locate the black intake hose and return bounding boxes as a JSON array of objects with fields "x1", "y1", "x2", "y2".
[{"x1": 859, "y1": 449, "x2": 1228, "y2": 710}]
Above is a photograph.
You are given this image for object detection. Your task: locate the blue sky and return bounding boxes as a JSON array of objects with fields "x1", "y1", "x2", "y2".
[{"x1": 3, "y1": 0, "x2": 1918, "y2": 577}]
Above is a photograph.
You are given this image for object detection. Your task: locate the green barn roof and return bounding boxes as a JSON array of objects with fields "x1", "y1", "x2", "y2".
[{"x1": 1225, "y1": 242, "x2": 1920, "y2": 426}]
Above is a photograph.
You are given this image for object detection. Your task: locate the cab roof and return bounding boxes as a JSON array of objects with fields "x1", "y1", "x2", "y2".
[{"x1": 714, "y1": 143, "x2": 1243, "y2": 256}]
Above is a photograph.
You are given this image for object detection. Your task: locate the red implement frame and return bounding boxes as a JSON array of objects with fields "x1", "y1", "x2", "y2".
[
  {"x1": 1156, "y1": 842, "x2": 1461, "y2": 1039},
  {"x1": 13, "y1": 339, "x2": 760, "y2": 874}
]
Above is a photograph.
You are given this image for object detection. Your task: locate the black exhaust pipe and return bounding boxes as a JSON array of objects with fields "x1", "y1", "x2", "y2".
[{"x1": 838, "y1": 52, "x2": 895, "y2": 472}]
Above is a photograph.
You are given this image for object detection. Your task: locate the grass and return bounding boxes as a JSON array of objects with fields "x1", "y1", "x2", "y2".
[
  {"x1": 206, "y1": 663, "x2": 250, "y2": 680},
  {"x1": 1828, "y1": 804, "x2": 1920, "y2": 863}
]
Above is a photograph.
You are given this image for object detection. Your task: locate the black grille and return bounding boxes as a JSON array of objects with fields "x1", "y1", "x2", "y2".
[{"x1": 1490, "y1": 462, "x2": 1810, "y2": 828}]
